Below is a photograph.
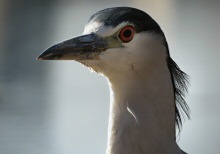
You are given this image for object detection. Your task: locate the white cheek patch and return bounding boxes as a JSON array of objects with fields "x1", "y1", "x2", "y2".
[{"x1": 99, "y1": 32, "x2": 167, "y2": 70}]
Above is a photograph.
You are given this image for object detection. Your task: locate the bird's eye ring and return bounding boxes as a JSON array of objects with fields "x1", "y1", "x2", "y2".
[{"x1": 119, "y1": 26, "x2": 135, "y2": 43}]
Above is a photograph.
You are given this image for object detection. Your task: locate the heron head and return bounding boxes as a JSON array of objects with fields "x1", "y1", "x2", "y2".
[
  {"x1": 37, "y1": 7, "x2": 190, "y2": 131},
  {"x1": 38, "y1": 7, "x2": 168, "y2": 76}
]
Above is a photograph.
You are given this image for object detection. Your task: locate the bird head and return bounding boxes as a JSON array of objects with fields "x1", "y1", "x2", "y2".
[
  {"x1": 37, "y1": 7, "x2": 190, "y2": 130},
  {"x1": 38, "y1": 7, "x2": 168, "y2": 76}
]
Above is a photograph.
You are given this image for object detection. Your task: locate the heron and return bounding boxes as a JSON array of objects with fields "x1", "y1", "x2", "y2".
[{"x1": 38, "y1": 7, "x2": 190, "y2": 154}]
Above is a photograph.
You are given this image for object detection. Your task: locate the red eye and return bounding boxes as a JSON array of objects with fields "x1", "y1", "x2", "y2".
[{"x1": 119, "y1": 26, "x2": 135, "y2": 43}]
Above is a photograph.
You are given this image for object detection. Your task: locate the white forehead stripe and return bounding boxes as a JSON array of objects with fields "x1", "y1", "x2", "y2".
[
  {"x1": 83, "y1": 21, "x2": 132, "y2": 37},
  {"x1": 83, "y1": 21, "x2": 104, "y2": 34}
]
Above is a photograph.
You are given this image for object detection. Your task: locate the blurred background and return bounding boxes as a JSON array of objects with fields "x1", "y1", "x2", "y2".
[{"x1": 0, "y1": 0, "x2": 220, "y2": 153}]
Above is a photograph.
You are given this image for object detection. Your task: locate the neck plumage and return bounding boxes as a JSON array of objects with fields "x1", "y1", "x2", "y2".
[{"x1": 105, "y1": 59, "x2": 183, "y2": 154}]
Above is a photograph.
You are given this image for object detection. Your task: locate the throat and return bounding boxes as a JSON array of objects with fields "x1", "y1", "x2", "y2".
[{"x1": 105, "y1": 66, "x2": 181, "y2": 154}]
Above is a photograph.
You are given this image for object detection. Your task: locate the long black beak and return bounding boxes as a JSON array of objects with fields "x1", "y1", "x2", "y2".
[{"x1": 37, "y1": 33, "x2": 108, "y2": 60}]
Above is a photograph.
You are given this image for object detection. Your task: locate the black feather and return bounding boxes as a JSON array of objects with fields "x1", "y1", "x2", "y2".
[
  {"x1": 167, "y1": 56, "x2": 190, "y2": 131},
  {"x1": 162, "y1": 32, "x2": 190, "y2": 131}
]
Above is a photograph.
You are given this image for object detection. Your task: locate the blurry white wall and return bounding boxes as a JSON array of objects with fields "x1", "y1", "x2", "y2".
[{"x1": 0, "y1": 0, "x2": 220, "y2": 154}]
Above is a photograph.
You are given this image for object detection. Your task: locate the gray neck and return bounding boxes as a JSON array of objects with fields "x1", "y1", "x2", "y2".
[{"x1": 105, "y1": 62, "x2": 182, "y2": 154}]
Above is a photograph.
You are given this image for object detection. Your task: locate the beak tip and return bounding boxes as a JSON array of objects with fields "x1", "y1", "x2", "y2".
[
  {"x1": 37, "y1": 53, "x2": 47, "y2": 60},
  {"x1": 37, "y1": 57, "x2": 43, "y2": 60},
  {"x1": 36, "y1": 33, "x2": 106, "y2": 61}
]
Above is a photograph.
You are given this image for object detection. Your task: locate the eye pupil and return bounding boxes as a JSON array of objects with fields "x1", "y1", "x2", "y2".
[
  {"x1": 119, "y1": 26, "x2": 135, "y2": 43},
  {"x1": 123, "y1": 30, "x2": 132, "y2": 38}
]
